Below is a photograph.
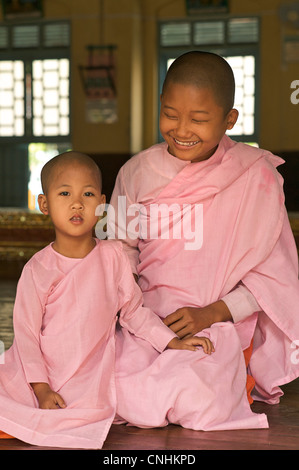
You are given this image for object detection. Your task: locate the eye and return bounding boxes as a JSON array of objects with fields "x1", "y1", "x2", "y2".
[
  {"x1": 59, "y1": 191, "x2": 70, "y2": 196},
  {"x1": 192, "y1": 119, "x2": 208, "y2": 124},
  {"x1": 84, "y1": 192, "x2": 94, "y2": 197},
  {"x1": 164, "y1": 112, "x2": 178, "y2": 120}
]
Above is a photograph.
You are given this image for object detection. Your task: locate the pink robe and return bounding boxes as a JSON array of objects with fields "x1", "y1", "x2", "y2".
[
  {"x1": 0, "y1": 240, "x2": 176, "y2": 449},
  {"x1": 109, "y1": 135, "x2": 299, "y2": 430}
]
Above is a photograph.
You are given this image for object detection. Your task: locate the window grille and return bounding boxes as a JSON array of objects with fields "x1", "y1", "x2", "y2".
[
  {"x1": 194, "y1": 21, "x2": 225, "y2": 45},
  {"x1": 32, "y1": 59, "x2": 70, "y2": 137},
  {"x1": 0, "y1": 61, "x2": 24, "y2": 136},
  {"x1": 0, "y1": 21, "x2": 70, "y2": 50},
  {"x1": 44, "y1": 23, "x2": 70, "y2": 48},
  {"x1": 160, "y1": 23, "x2": 191, "y2": 47},
  {"x1": 0, "y1": 21, "x2": 70, "y2": 140},
  {"x1": 160, "y1": 17, "x2": 259, "y2": 47},
  {"x1": 12, "y1": 25, "x2": 40, "y2": 48},
  {"x1": 0, "y1": 26, "x2": 8, "y2": 49},
  {"x1": 228, "y1": 18, "x2": 259, "y2": 44}
]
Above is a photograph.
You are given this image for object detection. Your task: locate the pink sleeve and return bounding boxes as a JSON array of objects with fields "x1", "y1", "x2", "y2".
[
  {"x1": 221, "y1": 283, "x2": 262, "y2": 323},
  {"x1": 13, "y1": 265, "x2": 49, "y2": 384},
  {"x1": 117, "y1": 248, "x2": 177, "y2": 352},
  {"x1": 108, "y1": 168, "x2": 140, "y2": 274}
]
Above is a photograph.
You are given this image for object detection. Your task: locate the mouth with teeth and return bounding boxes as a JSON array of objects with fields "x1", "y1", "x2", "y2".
[
  {"x1": 173, "y1": 137, "x2": 200, "y2": 147},
  {"x1": 70, "y1": 215, "x2": 83, "y2": 224}
]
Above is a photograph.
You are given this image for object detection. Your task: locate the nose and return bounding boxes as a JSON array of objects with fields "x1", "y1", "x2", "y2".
[
  {"x1": 175, "y1": 118, "x2": 193, "y2": 139},
  {"x1": 71, "y1": 199, "x2": 83, "y2": 210}
]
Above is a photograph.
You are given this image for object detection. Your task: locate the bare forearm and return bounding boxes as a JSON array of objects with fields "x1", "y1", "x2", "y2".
[{"x1": 210, "y1": 300, "x2": 233, "y2": 324}]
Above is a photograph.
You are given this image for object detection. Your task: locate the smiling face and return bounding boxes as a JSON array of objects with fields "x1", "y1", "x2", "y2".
[
  {"x1": 38, "y1": 159, "x2": 105, "y2": 254},
  {"x1": 159, "y1": 82, "x2": 238, "y2": 163}
]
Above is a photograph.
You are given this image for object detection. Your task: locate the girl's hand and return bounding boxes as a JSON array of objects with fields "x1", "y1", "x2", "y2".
[
  {"x1": 31, "y1": 382, "x2": 66, "y2": 409},
  {"x1": 163, "y1": 301, "x2": 232, "y2": 338},
  {"x1": 167, "y1": 336, "x2": 215, "y2": 354}
]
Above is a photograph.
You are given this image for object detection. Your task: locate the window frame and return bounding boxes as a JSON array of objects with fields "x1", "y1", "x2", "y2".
[{"x1": 0, "y1": 20, "x2": 71, "y2": 144}]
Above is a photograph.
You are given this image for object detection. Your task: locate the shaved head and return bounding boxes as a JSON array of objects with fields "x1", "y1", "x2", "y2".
[
  {"x1": 41, "y1": 151, "x2": 102, "y2": 195},
  {"x1": 162, "y1": 51, "x2": 235, "y2": 114}
]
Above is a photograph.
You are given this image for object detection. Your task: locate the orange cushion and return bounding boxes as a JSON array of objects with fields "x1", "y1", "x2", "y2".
[
  {"x1": 243, "y1": 340, "x2": 255, "y2": 405},
  {"x1": 0, "y1": 430, "x2": 14, "y2": 439}
]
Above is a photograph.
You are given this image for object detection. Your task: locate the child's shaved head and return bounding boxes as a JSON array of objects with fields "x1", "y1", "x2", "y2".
[
  {"x1": 162, "y1": 51, "x2": 235, "y2": 114},
  {"x1": 41, "y1": 151, "x2": 102, "y2": 195}
]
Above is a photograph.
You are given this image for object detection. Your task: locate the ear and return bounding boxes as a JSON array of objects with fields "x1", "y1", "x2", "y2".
[
  {"x1": 38, "y1": 194, "x2": 49, "y2": 215},
  {"x1": 226, "y1": 108, "x2": 239, "y2": 130},
  {"x1": 95, "y1": 194, "x2": 107, "y2": 217},
  {"x1": 100, "y1": 194, "x2": 106, "y2": 205}
]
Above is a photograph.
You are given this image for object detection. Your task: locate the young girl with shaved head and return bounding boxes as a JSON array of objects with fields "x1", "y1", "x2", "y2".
[{"x1": 109, "y1": 51, "x2": 299, "y2": 431}]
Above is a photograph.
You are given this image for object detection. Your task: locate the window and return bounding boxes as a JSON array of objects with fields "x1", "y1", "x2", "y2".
[
  {"x1": 0, "y1": 57, "x2": 70, "y2": 138},
  {"x1": 159, "y1": 17, "x2": 260, "y2": 144},
  {"x1": 0, "y1": 21, "x2": 71, "y2": 208},
  {"x1": 226, "y1": 55, "x2": 255, "y2": 137},
  {"x1": 0, "y1": 21, "x2": 70, "y2": 140},
  {"x1": 0, "y1": 60, "x2": 24, "y2": 136},
  {"x1": 32, "y1": 59, "x2": 70, "y2": 137}
]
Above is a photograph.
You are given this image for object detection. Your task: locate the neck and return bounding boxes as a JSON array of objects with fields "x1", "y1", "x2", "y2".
[{"x1": 52, "y1": 234, "x2": 96, "y2": 258}]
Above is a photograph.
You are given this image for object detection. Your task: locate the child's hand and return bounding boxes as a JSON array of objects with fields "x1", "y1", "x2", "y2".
[
  {"x1": 167, "y1": 336, "x2": 214, "y2": 354},
  {"x1": 31, "y1": 382, "x2": 66, "y2": 409}
]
